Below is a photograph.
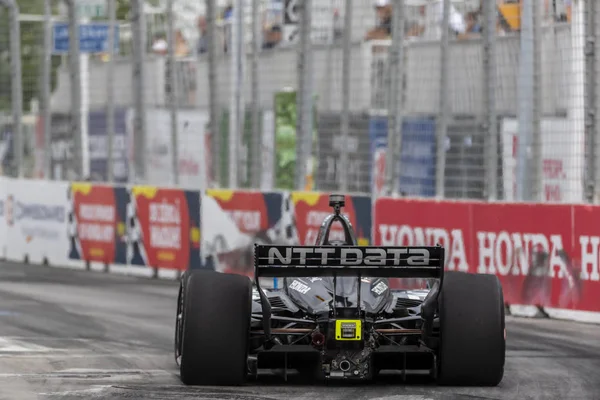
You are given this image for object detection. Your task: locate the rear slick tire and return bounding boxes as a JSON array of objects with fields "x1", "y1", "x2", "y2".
[
  {"x1": 437, "y1": 271, "x2": 505, "y2": 386},
  {"x1": 179, "y1": 269, "x2": 252, "y2": 386}
]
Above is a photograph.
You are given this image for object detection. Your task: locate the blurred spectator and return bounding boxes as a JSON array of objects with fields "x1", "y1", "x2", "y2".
[
  {"x1": 222, "y1": 3, "x2": 234, "y2": 53},
  {"x1": 152, "y1": 33, "x2": 168, "y2": 55},
  {"x1": 419, "y1": 0, "x2": 467, "y2": 40},
  {"x1": 197, "y1": 15, "x2": 207, "y2": 54},
  {"x1": 366, "y1": 0, "x2": 469, "y2": 41},
  {"x1": 262, "y1": 1, "x2": 284, "y2": 49},
  {"x1": 365, "y1": 0, "x2": 392, "y2": 40},
  {"x1": 465, "y1": 11, "x2": 482, "y2": 34},
  {"x1": 263, "y1": 25, "x2": 283, "y2": 49},
  {"x1": 333, "y1": 8, "x2": 344, "y2": 41},
  {"x1": 151, "y1": 30, "x2": 189, "y2": 57}
]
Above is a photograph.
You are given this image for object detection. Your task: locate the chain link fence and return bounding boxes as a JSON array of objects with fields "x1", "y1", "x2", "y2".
[{"x1": 0, "y1": 0, "x2": 596, "y2": 204}]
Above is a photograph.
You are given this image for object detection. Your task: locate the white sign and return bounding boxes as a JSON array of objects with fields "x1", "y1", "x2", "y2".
[
  {"x1": 501, "y1": 117, "x2": 584, "y2": 203},
  {"x1": 4, "y1": 179, "x2": 70, "y2": 266},
  {"x1": 285, "y1": 0, "x2": 300, "y2": 23},
  {"x1": 127, "y1": 108, "x2": 212, "y2": 191},
  {"x1": 283, "y1": 0, "x2": 334, "y2": 45},
  {"x1": 76, "y1": 0, "x2": 107, "y2": 18}
]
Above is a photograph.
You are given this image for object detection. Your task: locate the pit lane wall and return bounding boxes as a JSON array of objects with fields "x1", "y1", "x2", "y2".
[{"x1": 0, "y1": 177, "x2": 598, "y2": 324}]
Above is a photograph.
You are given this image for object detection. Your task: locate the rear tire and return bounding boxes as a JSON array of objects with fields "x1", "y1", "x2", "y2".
[
  {"x1": 437, "y1": 271, "x2": 505, "y2": 386},
  {"x1": 179, "y1": 269, "x2": 252, "y2": 385}
]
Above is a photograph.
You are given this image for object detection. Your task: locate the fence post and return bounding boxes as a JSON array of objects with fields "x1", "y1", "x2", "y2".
[
  {"x1": 131, "y1": 0, "x2": 147, "y2": 184},
  {"x1": 228, "y1": 0, "x2": 243, "y2": 189},
  {"x1": 590, "y1": 0, "x2": 600, "y2": 204},
  {"x1": 42, "y1": 0, "x2": 52, "y2": 180},
  {"x1": 483, "y1": 0, "x2": 498, "y2": 201},
  {"x1": 435, "y1": 0, "x2": 451, "y2": 198},
  {"x1": 0, "y1": 0, "x2": 23, "y2": 178},
  {"x1": 65, "y1": 0, "x2": 83, "y2": 180},
  {"x1": 295, "y1": 0, "x2": 314, "y2": 191},
  {"x1": 250, "y1": 0, "x2": 261, "y2": 189},
  {"x1": 384, "y1": 0, "x2": 405, "y2": 196},
  {"x1": 166, "y1": 0, "x2": 179, "y2": 185},
  {"x1": 339, "y1": 0, "x2": 353, "y2": 192},
  {"x1": 531, "y1": 0, "x2": 543, "y2": 202},
  {"x1": 106, "y1": 0, "x2": 116, "y2": 183},
  {"x1": 206, "y1": 0, "x2": 221, "y2": 187},
  {"x1": 516, "y1": 0, "x2": 535, "y2": 201}
]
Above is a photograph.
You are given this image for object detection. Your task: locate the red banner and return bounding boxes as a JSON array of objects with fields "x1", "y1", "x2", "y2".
[
  {"x1": 204, "y1": 190, "x2": 281, "y2": 276},
  {"x1": 208, "y1": 190, "x2": 271, "y2": 234},
  {"x1": 291, "y1": 192, "x2": 361, "y2": 245},
  {"x1": 374, "y1": 198, "x2": 599, "y2": 312},
  {"x1": 131, "y1": 187, "x2": 191, "y2": 270},
  {"x1": 70, "y1": 183, "x2": 121, "y2": 263}
]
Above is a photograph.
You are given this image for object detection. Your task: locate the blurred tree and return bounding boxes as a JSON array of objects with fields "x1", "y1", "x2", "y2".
[
  {"x1": 0, "y1": 0, "x2": 62, "y2": 113},
  {"x1": 0, "y1": 0, "x2": 165, "y2": 113}
]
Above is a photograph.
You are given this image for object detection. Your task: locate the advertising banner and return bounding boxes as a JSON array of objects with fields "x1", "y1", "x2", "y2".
[
  {"x1": 127, "y1": 108, "x2": 213, "y2": 190},
  {"x1": 287, "y1": 192, "x2": 372, "y2": 246},
  {"x1": 4, "y1": 179, "x2": 70, "y2": 265},
  {"x1": 128, "y1": 186, "x2": 200, "y2": 270},
  {"x1": 48, "y1": 113, "x2": 77, "y2": 181},
  {"x1": 373, "y1": 197, "x2": 599, "y2": 312},
  {"x1": 39, "y1": 109, "x2": 129, "y2": 182},
  {"x1": 67, "y1": 183, "x2": 128, "y2": 265},
  {"x1": 369, "y1": 115, "x2": 436, "y2": 198},
  {"x1": 88, "y1": 109, "x2": 129, "y2": 183},
  {"x1": 501, "y1": 117, "x2": 584, "y2": 203},
  {"x1": 202, "y1": 189, "x2": 283, "y2": 277},
  {"x1": 315, "y1": 112, "x2": 371, "y2": 193}
]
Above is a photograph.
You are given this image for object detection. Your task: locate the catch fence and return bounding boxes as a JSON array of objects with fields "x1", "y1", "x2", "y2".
[{"x1": 0, "y1": 0, "x2": 597, "y2": 204}]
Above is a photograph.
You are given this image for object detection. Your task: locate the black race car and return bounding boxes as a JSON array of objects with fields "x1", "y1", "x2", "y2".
[{"x1": 174, "y1": 194, "x2": 505, "y2": 386}]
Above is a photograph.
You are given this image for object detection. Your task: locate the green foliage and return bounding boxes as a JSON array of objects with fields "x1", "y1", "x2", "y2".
[{"x1": 274, "y1": 91, "x2": 297, "y2": 190}]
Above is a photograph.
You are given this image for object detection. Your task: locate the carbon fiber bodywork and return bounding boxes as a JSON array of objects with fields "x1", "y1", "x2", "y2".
[{"x1": 247, "y1": 196, "x2": 443, "y2": 381}]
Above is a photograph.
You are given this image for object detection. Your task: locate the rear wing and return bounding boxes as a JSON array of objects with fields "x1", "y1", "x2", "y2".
[{"x1": 254, "y1": 244, "x2": 445, "y2": 279}]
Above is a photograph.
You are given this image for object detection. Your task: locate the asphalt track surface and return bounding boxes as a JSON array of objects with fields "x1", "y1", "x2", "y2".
[{"x1": 1, "y1": 262, "x2": 600, "y2": 400}]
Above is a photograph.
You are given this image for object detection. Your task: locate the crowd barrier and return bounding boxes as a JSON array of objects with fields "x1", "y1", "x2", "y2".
[{"x1": 0, "y1": 177, "x2": 598, "y2": 323}]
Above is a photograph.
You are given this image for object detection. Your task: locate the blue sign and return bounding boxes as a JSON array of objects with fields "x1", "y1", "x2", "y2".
[
  {"x1": 369, "y1": 116, "x2": 436, "y2": 197},
  {"x1": 52, "y1": 22, "x2": 119, "y2": 54},
  {"x1": 88, "y1": 109, "x2": 129, "y2": 183},
  {"x1": 398, "y1": 118, "x2": 436, "y2": 197}
]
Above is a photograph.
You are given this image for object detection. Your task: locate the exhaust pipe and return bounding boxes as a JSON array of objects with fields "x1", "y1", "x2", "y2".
[
  {"x1": 339, "y1": 360, "x2": 351, "y2": 372},
  {"x1": 311, "y1": 332, "x2": 325, "y2": 347}
]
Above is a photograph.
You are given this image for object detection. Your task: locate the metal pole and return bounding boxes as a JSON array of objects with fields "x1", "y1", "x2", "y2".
[
  {"x1": 66, "y1": 0, "x2": 83, "y2": 180},
  {"x1": 42, "y1": 0, "x2": 52, "y2": 179},
  {"x1": 8, "y1": 0, "x2": 22, "y2": 178},
  {"x1": 228, "y1": 0, "x2": 241, "y2": 188},
  {"x1": 584, "y1": 0, "x2": 595, "y2": 202},
  {"x1": 384, "y1": 0, "x2": 405, "y2": 196},
  {"x1": 339, "y1": 0, "x2": 352, "y2": 192},
  {"x1": 167, "y1": 0, "x2": 179, "y2": 185},
  {"x1": 295, "y1": 0, "x2": 314, "y2": 191},
  {"x1": 80, "y1": 14, "x2": 91, "y2": 180},
  {"x1": 593, "y1": 0, "x2": 600, "y2": 203},
  {"x1": 435, "y1": 0, "x2": 450, "y2": 198},
  {"x1": 531, "y1": 0, "x2": 543, "y2": 202},
  {"x1": 131, "y1": 0, "x2": 147, "y2": 183},
  {"x1": 250, "y1": 0, "x2": 261, "y2": 189},
  {"x1": 516, "y1": 0, "x2": 534, "y2": 201},
  {"x1": 483, "y1": 0, "x2": 498, "y2": 200},
  {"x1": 206, "y1": 0, "x2": 221, "y2": 187},
  {"x1": 106, "y1": 0, "x2": 116, "y2": 182}
]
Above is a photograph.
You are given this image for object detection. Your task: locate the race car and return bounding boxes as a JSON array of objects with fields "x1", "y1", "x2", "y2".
[{"x1": 174, "y1": 194, "x2": 505, "y2": 386}]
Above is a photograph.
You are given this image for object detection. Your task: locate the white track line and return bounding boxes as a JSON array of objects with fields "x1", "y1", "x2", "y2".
[{"x1": 0, "y1": 338, "x2": 51, "y2": 353}]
